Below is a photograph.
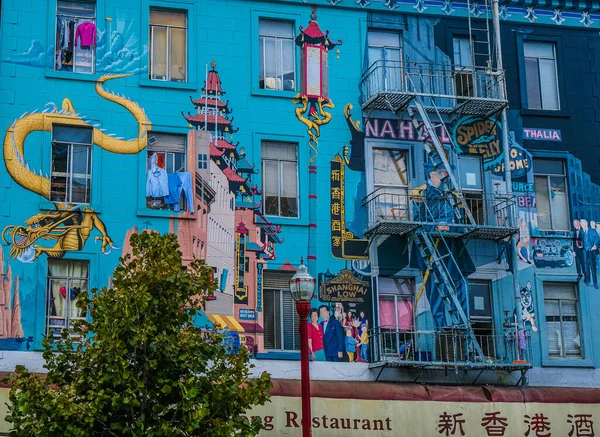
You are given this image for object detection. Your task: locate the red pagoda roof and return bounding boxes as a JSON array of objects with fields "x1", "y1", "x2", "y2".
[
  {"x1": 279, "y1": 260, "x2": 296, "y2": 272},
  {"x1": 304, "y1": 20, "x2": 324, "y2": 39},
  {"x1": 203, "y1": 62, "x2": 225, "y2": 96},
  {"x1": 215, "y1": 138, "x2": 238, "y2": 150},
  {"x1": 184, "y1": 113, "x2": 232, "y2": 125},
  {"x1": 223, "y1": 167, "x2": 246, "y2": 183},
  {"x1": 191, "y1": 97, "x2": 229, "y2": 108},
  {"x1": 210, "y1": 143, "x2": 224, "y2": 157}
]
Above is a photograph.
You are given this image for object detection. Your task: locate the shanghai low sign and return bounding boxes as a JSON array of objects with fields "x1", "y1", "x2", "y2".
[{"x1": 319, "y1": 269, "x2": 369, "y2": 303}]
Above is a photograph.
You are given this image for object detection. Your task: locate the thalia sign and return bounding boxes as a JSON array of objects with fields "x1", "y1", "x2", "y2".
[{"x1": 523, "y1": 128, "x2": 562, "y2": 141}]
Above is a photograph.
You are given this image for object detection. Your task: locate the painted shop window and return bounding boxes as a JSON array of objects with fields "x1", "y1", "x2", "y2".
[
  {"x1": 543, "y1": 282, "x2": 581, "y2": 358},
  {"x1": 523, "y1": 42, "x2": 560, "y2": 110},
  {"x1": 534, "y1": 159, "x2": 569, "y2": 230},
  {"x1": 258, "y1": 19, "x2": 295, "y2": 91},
  {"x1": 146, "y1": 133, "x2": 186, "y2": 210},
  {"x1": 372, "y1": 148, "x2": 409, "y2": 221},
  {"x1": 54, "y1": 0, "x2": 97, "y2": 74},
  {"x1": 50, "y1": 125, "x2": 93, "y2": 204},
  {"x1": 149, "y1": 9, "x2": 187, "y2": 82},
  {"x1": 469, "y1": 280, "x2": 494, "y2": 356},
  {"x1": 367, "y1": 31, "x2": 402, "y2": 91},
  {"x1": 459, "y1": 155, "x2": 485, "y2": 225},
  {"x1": 263, "y1": 271, "x2": 298, "y2": 351},
  {"x1": 453, "y1": 37, "x2": 474, "y2": 98},
  {"x1": 46, "y1": 260, "x2": 88, "y2": 339},
  {"x1": 262, "y1": 141, "x2": 299, "y2": 218}
]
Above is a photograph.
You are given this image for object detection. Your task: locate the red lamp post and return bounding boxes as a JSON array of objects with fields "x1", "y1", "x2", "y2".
[{"x1": 289, "y1": 258, "x2": 316, "y2": 437}]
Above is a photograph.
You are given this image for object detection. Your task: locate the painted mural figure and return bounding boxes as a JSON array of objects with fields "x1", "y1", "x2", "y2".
[
  {"x1": 412, "y1": 162, "x2": 475, "y2": 330},
  {"x1": 319, "y1": 305, "x2": 344, "y2": 362},
  {"x1": 307, "y1": 308, "x2": 325, "y2": 361},
  {"x1": 581, "y1": 219, "x2": 599, "y2": 288},
  {"x1": 520, "y1": 281, "x2": 538, "y2": 332},
  {"x1": 573, "y1": 219, "x2": 585, "y2": 281},
  {"x1": 517, "y1": 219, "x2": 533, "y2": 264}
]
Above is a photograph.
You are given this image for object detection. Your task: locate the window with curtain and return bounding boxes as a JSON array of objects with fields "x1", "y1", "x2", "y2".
[
  {"x1": 259, "y1": 19, "x2": 295, "y2": 91},
  {"x1": 534, "y1": 159, "x2": 569, "y2": 230},
  {"x1": 149, "y1": 9, "x2": 187, "y2": 82},
  {"x1": 51, "y1": 125, "x2": 93, "y2": 204},
  {"x1": 146, "y1": 133, "x2": 186, "y2": 210},
  {"x1": 263, "y1": 271, "x2": 298, "y2": 350},
  {"x1": 377, "y1": 277, "x2": 413, "y2": 356},
  {"x1": 55, "y1": 0, "x2": 96, "y2": 74},
  {"x1": 47, "y1": 260, "x2": 89, "y2": 339},
  {"x1": 544, "y1": 282, "x2": 581, "y2": 358},
  {"x1": 523, "y1": 42, "x2": 560, "y2": 110},
  {"x1": 459, "y1": 155, "x2": 485, "y2": 225},
  {"x1": 367, "y1": 31, "x2": 402, "y2": 92},
  {"x1": 372, "y1": 148, "x2": 409, "y2": 221},
  {"x1": 262, "y1": 141, "x2": 298, "y2": 218}
]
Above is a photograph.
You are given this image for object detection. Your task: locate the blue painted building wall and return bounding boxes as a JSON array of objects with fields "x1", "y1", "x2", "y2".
[{"x1": 1, "y1": 0, "x2": 599, "y2": 384}]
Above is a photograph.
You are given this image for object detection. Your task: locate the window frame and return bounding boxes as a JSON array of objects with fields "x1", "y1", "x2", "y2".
[
  {"x1": 523, "y1": 41, "x2": 560, "y2": 111},
  {"x1": 149, "y1": 8, "x2": 188, "y2": 83},
  {"x1": 251, "y1": 10, "x2": 303, "y2": 99},
  {"x1": 377, "y1": 277, "x2": 415, "y2": 332},
  {"x1": 50, "y1": 125, "x2": 93, "y2": 205},
  {"x1": 46, "y1": 259, "x2": 90, "y2": 340},
  {"x1": 263, "y1": 288, "x2": 300, "y2": 351},
  {"x1": 261, "y1": 141, "x2": 299, "y2": 219},
  {"x1": 258, "y1": 18, "x2": 296, "y2": 93},
  {"x1": 459, "y1": 154, "x2": 486, "y2": 225},
  {"x1": 542, "y1": 282, "x2": 582, "y2": 359},
  {"x1": 370, "y1": 146, "x2": 410, "y2": 222},
  {"x1": 533, "y1": 158, "x2": 570, "y2": 231},
  {"x1": 54, "y1": 0, "x2": 97, "y2": 75},
  {"x1": 139, "y1": 0, "x2": 197, "y2": 91},
  {"x1": 517, "y1": 34, "x2": 569, "y2": 116}
]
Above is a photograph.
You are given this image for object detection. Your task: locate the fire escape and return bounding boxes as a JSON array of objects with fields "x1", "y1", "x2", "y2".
[{"x1": 360, "y1": 0, "x2": 530, "y2": 381}]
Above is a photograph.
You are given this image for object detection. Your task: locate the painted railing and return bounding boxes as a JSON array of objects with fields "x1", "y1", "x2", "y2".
[
  {"x1": 360, "y1": 60, "x2": 507, "y2": 107},
  {"x1": 369, "y1": 327, "x2": 532, "y2": 370}
]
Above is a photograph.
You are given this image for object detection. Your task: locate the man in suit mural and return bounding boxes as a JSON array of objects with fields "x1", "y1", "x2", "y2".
[
  {"x1": 581, "y1": 219, "x2": 598, "y2": 288},
  {"x1": 573, "y1": 219, "x2": 585, "y2": 282},
  {"x1": 319, "y1": 305, "x2": 344, "y2": 361}
]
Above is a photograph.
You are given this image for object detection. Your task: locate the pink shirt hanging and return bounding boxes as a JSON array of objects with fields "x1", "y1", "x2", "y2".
[{"x1": 75, "y1": 22, "x2": 97, "y2": 47}]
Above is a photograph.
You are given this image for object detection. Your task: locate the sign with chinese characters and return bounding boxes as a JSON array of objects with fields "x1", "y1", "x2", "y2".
[
  {"x1": 234, "y1": 231, "x2": 248, "y2": 304},
  {"x1": 319, "y1": 269, "x2": 369, "y2": 303},
  {"x1": 239, "y1": 309, "x2": 257, "y2": 321},
  {"x1": 330, "y1": 155, "x2": 368, "y2": 260},
  {"x1": 452, "y1": 116, "x2": 501, "y2": 157},
  {"x1": 523, "y1": 128, "x2": 562, "y2": 142},
  {"x1": 365, "y1": 118, "x2": 451, "y2": 143},
  {"x1": 249, "y1": 396, "x2": 599, "y2": 436},
  {"x1": 255, "y1": 263, "x2": 263, "y2": 312}
]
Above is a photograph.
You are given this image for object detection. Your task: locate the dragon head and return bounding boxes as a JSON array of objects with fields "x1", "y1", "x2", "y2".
[{"x1": 2, "y1": 210, "x2": 74, "y2": 262}]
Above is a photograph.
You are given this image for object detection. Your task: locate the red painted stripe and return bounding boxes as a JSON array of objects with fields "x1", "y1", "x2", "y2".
[
  {"x1": 308, "y1": 224, "x2": 317, "y2": 228},
  {"x1": 308, "y1": 194, "x2": 318, "y2": 199},
  {"x1": 269, "y1": 380, "x2": 600, "y2": 404},
  {"x1": 306, "y1": 255, "x2": 317, "y2": 260}
]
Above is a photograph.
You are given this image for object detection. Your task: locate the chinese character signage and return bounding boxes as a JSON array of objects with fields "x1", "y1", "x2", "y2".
[
  {"x1": 330, "y1": 155, "x2": 368, "y2": 260},
  {"x1": 523, "y1": 128, "x2": 562, "y2": 142},
  {"x1": 234, "y1": 230, "x2": 248, "y2": 304},
  {"x1": 256, "y1": 263, "x2": 263, "y2": 312}
]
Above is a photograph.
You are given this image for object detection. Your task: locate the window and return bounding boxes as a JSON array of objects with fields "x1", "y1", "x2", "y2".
[
  {"x1": 453, "y1": 37, "x2": 474, "y2": 98},
  {"x1": 372, "y1": 149, "x2": 408, "y2": 220},
  {"x1": 263, "y1": 271, "x2": 298, "y2": 350},
  {"x1": 544, "y1": 282, "x2": 581, "y2": 358},
  {"x1": 50, "y1": 126, "x2": 93, "y2": 204},
  {"x1": 259, "y1": 19, "x2": 295, "y2": 91},
  {"x1": 367, "y1": 31, "x2": 402, "y2": 91},
  {"x1": 47, "y1": 260, "x2": 88, "y2": 338},
  {"x1": 149, "y1": 9, "x2": 187, "y2": 82},
  {"x1": 534, "y1": 159, "x2": 569, "y2": 230},
  {"x1": 262, "y1": 141, "x2": 298, "y2": 218},
  {"x1": 523, "y1": 42, "x2": 560, "y2": 110},
  {"x1": 469, "y1": 280, "x2": 494, "y2": 356},
  {"x1": 459, "y1": 155, "x2": 485, "y2": 224},
  {"x1": 377, "y1": 277, "x2": 413, "y2": 357},
  {"x1": 146, "y1": 133, "x2": 186, "y2": 210},
  {"x1": 55, "y1": 0, "x2": 96, "y2": 73}
]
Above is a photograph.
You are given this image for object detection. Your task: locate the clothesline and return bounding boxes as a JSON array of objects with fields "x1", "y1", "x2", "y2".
[{"x1": 57, "y1": 13, "x2": 95, "y2": 20}]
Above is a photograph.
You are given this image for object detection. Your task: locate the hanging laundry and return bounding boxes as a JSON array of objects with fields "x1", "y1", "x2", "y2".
[
  {"x1": 75, "y1": 21, "x2": 97, "y2": 47},
  {"x1": 146, "y1": 153, "x2": 169, "y2": 197},
  {"x1": 156, "y1": 153, "x2": 165, "y2": 169},
  {"x1": 178, "y1": 172, "x2": 194, "y2": 213},
  {"x1": 163, "y1": 172, "x2": 194, "y2": 213}
]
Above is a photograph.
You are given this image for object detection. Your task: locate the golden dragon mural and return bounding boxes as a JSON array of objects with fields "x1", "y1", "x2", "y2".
[
  {"x1": 2, "y1": 73, "x2": 151, "y2": 262},
  {"x1": 292, "y1": 94, "x2": 334, "y2": 163}
]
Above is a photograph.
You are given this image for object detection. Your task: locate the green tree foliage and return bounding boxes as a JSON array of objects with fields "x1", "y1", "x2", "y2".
[{"x1": 6, "y1": 232, "x2": 272, "y2": 436}]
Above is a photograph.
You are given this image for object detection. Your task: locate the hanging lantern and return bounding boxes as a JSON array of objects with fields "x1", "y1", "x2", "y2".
[{"x1": 296, "y1": 6, "x2": 342, "y2": 113}]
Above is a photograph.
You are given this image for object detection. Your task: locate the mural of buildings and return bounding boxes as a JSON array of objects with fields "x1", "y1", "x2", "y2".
[{"x1": 1, "y1": 0, "x2": 600, "y2": 430}]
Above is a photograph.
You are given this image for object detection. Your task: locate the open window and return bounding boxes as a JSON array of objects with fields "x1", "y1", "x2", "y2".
[
  {"x1": 55, "y1": 0, "x2": 96, "y2": 74},
  {"x1": 145, "y1": 133, "x2": 187, "y2": 210}
]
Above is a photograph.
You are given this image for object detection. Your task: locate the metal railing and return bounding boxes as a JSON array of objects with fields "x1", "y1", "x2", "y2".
[
  {"x1": 362, "y1": 187, "x2": 515, "y2": 230},
  {"x1": 370, "y1": 328, "x2": 532, "y2": 369},
  {"x1": 361, "y1": 60, "x2": 507, "y2": 107}
]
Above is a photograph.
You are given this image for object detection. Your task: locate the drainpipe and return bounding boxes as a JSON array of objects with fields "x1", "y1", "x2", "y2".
[{"x1": 491, "y1": 0, "x2": 524, "y2": 335}]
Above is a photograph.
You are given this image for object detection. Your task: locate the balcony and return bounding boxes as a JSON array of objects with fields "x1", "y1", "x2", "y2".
[
  {"x1": 369, "y1": 328, "x2": 532, "y2": 375},
  {"x1": 362, "y1": 188, "x2": 517, "y2": 241},
  {"x1": 361, "y1": 61, "x2": 508, "y2": 117}
]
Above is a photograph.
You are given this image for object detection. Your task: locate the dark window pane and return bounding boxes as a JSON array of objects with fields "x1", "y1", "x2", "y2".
[
  {"x1": 535, "y1": 159, "x2": 564, "y2": 175},
  {"x1": 53, "y1": 126, "x2": 92, "y2": 144},
  {"x1": 525, "y1": 57, "x2": 542, "y2": 110},
  {"x1": 534, "y1": 176, "x2": 551, "y2": 229}
]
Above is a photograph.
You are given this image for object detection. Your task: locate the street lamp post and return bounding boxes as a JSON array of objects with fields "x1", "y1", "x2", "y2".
[{"x1": 289, "y1": 258, "x2": 316, "y2": 437}]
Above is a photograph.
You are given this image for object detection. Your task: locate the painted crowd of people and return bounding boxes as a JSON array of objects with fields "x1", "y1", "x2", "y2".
[
  {"x1": 307, "y1": 303, "x2": 369, "y2": 362},
  {"x1": 573, "y1": 219, "x2": 600, "y2": 288}
]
